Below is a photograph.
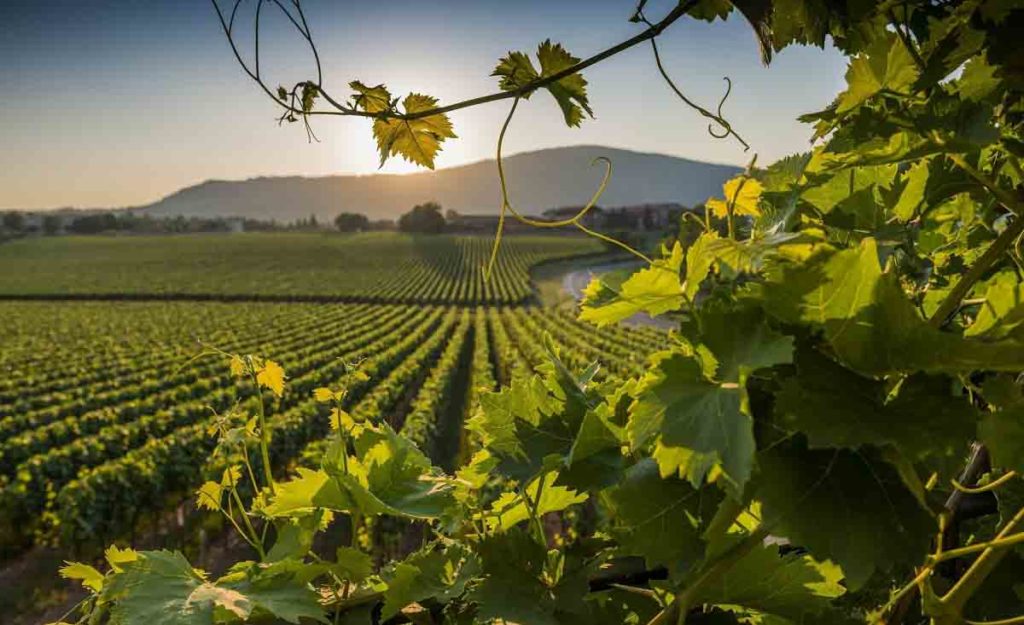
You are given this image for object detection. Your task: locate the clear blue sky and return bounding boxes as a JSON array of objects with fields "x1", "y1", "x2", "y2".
[{"x1": 0, "y1": 0, "x2": 847, "y2": 210}]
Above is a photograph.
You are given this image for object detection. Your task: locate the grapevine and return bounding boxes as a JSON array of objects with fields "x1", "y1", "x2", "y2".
[{"x1": 36, "y1": 1, "x2": 1024, "y2": 624}]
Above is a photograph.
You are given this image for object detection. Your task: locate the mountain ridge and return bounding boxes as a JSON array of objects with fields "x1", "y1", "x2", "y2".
[{"x1": 136, "y1": 145, "x2": 742, "y2": 221}]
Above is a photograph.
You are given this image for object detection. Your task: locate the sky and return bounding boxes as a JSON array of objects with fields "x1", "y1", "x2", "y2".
[{"x1": 0, "y1": 0, "x2": 848, "y2": 210}]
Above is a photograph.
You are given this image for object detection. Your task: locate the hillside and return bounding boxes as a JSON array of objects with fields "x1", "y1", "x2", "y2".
[{"x1": 137, "y1": 145, "x2": 740, "y2": 222}]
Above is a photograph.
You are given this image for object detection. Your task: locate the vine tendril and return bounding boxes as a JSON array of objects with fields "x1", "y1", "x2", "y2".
[
  {"x1": 484, "y1": 97, "x2": 653, "y2": 281},
  {"x1": 639, "y1": 11, "x2": 750, "y2": 151}
]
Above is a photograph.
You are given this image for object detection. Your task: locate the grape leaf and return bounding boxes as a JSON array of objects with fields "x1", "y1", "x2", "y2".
[
  {"x1": 599, "y1": 459, "x2": 717, "y2": 577},
  {"x1": 695, "y1": 545, "x2": 845, "y2": 619},
  {"x1": 492, "y1": 51, "x2": 539, "y2": 92},
  {"x1": 108, "y1": 551, "x2": 216, "y2": 625},
  {"x1": 262, "y1": 468, "x2": 352, "y2": 517},
  {"x1": 220, "y1": 560, "x2": 327, "y2": 624},
  {"x1": 688, "y1": 302, "x2": 793, "y2": 382},
  {"x1": 469, "y1": 529, "x2": 592, "y2": 625},
  {"x1": 372, "y1": 93, "x2": 456, "y2": 169},
  {"x1": 493, "y1": 40, "x2": 593, "y2": 127},
  {"x1": 835, "y1": 32, "x2": 919, "y2": 114},
  {"x1": 685, "y1": 232, "x2": 719, "y2": 299},
  {"x1": 256, "y1": 360, "x2": 286, "y2": 398},
  {"x1": 775, "y1": 345, "x2": 977, "y2": 461},
  {"x1": 629, "y1": 352, "x2": 755, "y2": 489},
  {"x1": 349, "y1": 80, "x2": 392, "y2": 114},
  {"x1": 762, "y1": 237, "x2": 1024, "y2": 375},
  {"x1": 966, "y1": 271, "x2": 1024, "y2": 339},
  {"x1": 381, "y1": 543, "x2": 479, "y2": 619},
  {"x1": 467, "y1": 345, "x2": 603, "y2": 485},
  {"x1": 265, "y1": 425, "x2": 454, "y2": 519},
  {"x1": 756, "y1": 443, "x2": 933, "y2": 589},
  {"x1": 978, "y1": 377, "x2": 1024, "y2": 474},
  {"x1": 485, "y1": 471, "x2": 587, "y2": 532},
  {"x1": 469, "y1": 529, "x2": 558, "y2": 625},
  {"x1": 957, "y1": 55, "x2": 1002, "y2": 103},
  {"x1": 580, "y1": 242, "x2": 684, "y2": 327},
  {"x1": 706, "y1": 177, "x2": 764, "y2": 218},
  {"x1": 333, "y1": 547, "x2": 373, "y2": 584},
  {"x1": 60, "y1": 561, "x2": 104, "y2": 592}
]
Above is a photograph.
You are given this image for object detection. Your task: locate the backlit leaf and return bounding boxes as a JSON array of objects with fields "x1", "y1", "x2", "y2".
[{"x1": 372, "y1": 93, "x2": 456, "y2": 169}]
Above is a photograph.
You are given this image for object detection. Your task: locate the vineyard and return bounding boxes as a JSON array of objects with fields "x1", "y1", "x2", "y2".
[
  {"x1": 0, "y1": 292, "x2": 663, "y2": 562},
  {"x1": 7, "y1": 0, "x2": 1024, "y2": 623},
  {"x1": 0, "y1": 233, "x2": 602, "y2": 303}
]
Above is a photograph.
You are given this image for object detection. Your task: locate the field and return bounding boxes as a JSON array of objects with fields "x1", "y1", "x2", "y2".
[
  {"x1": 0, "y1": 234, "x2": 661, "y2": 571},
  {"x1": 0, "y1": 233, "x2": 603, "y2": 303}
]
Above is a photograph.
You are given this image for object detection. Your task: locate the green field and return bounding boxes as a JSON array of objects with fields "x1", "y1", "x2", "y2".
[
  {"x1": 0, "y1": 234, "x2": 661, "y2": 572},
  {"x1": 0, "y1": 232, "x2": 603, "y2": 303}
]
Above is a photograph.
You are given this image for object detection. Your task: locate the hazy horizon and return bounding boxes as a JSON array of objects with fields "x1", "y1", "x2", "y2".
[{"x1": 1, "y1": 0, "x2": 847, "y2": 210}]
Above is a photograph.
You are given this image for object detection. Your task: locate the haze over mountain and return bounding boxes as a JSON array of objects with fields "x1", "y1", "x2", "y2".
[{"x1": 137, "y1": 146, "x2": 740, "y2": 222}]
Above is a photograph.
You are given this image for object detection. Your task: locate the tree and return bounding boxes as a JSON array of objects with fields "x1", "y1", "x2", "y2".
[
  {"x1": 2, "y1": 212, "x2": 24, "y2": 232},
  {"x1": 398, "y1": 201, "x2": 445, "y2": 234},
  {"x1": 67, "y1": 213, "x2": 118, "y2": 234},
  {"x1": 42, "y1": 214, "x2": 61, "y2": 235},
  {"x1": 334, "y1": 212, "x2": 369, "y2": 232}
]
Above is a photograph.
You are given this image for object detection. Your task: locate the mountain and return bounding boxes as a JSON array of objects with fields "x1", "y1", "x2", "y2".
[{"x1": 137, "y1": 145, "x2": 741, "y2": 222}]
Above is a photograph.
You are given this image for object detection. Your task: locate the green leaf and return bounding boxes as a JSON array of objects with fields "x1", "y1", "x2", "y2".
[
  {"x1": 599, "y1": 459, "x2": 716, "y2": 576},
  {"x1": 691, "y1": 302, "x2": 793, "y2": 382},
  {"x1": 381, "y1": 543, "x2": 479, "y2": 619},
  {"x1": 372, "y1": 93, "x2": 456, "y2": 169},
  {"x1": 467, "y1": 346, "x2": 601, "y2": 485},
  {"x1": 266, "y1": 514, "x2": 325, "y2": 562},
  {"x1": 891, "y1": 158, "x2": 931, "y2": 221},
  {"x1": 757, "y1": 444, "x2": 933, "y2": 589},
  {"x1": 685, "y1": 232, "x2": 718, "y2": 300},
  {"x1": 695, "y1": 545, "x2": 845, "y2": 619},
  {"x1": 978, "y1": 378, "x2": 1024, "y2": 474},
  {"x1": 835, "y1": 33, "x2": 919, "y2": 114},
  {"x1": 537, "y1": 40, "x2": 593, "y2": 127},
  {"x1": 266, "y1": 425, "x2": 455, "y2": 519},
  {"x1": 775, "y1": 345, "x2": 977, "y2": 461},
  {"x1": 334, "y1": 547, "x2": 373, "y2": 584},
  {"x1": 493, "y1": 40, "x2": 593, "y2": 127},
  {"x1": 966, "y1": 271, "x2": 1024, "y2": 339},
  {"x1": 109, "y1": 551, "x2": 213, "y2": 625},
  {"x1": 801, "y1": 164, "x2": 896, "y2": 214},
  {"x1": 629, "y1": 352, "x2": 755, "y2": 489},
  {"x1": 468, "y1": 529, "x2": 590, "y2": 625},
  {"x1": 349, "y1": 80, "x2": 392, "y2": 114},
  {"x1": 347, "y1": 424, "x2": 457, "y2": 518},
  {"x1": 762, "y1": 237, "x2": 1024, "y2": 375},
  {"x1": 469, "y1": 529, "x2": 556, "y2": 625},
  {"x1": 485, "y1": 471, "x2": 588, "y2": 532},
  {"x1": 217, "y1": 559, "x2": 328, "y2": 624},
  {"x1": 263, "y1": 467, "x2": 353, "y2": 518},
  {"x1": 580, "y1": 242, "x2": 684, "y2": 327},
  {"x1": 492, "y1": 51, "x2": 539, "y2": 92},
  {"x1": 957, "y1": 55, "x2": 1002, "y2": 103},
  {"x1": 59, "y1": 561, "x2": 104, "y2": 593},
  {"x1": 982, "y1": 405, "x2": 1024, "y2": 474}
]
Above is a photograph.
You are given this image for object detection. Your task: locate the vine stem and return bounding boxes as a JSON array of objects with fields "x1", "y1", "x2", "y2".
[
  {"x1": 249, "y1": 366, "x2": 277, "y2": 495},
  {"x1": 212, "y1": 0, "x2": 698, "y2": 122},
  {"x1": 942, "y1": 505, "x2": 1024, "y2": 610}
]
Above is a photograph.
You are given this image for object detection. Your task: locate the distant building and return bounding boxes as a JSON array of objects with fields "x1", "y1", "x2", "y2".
[
  {"x1": 541, "y1": 206, "x2": 605, "y2": 228},
  {"x1": 445, "y1": 213, "x2": 537, "y2": 234},
  {"x1": 226, "y1": 217, "x2": 245, "y2": 233},
  {"x1": 542, "y1": 202, "x2": 687, "y2": 232}
]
